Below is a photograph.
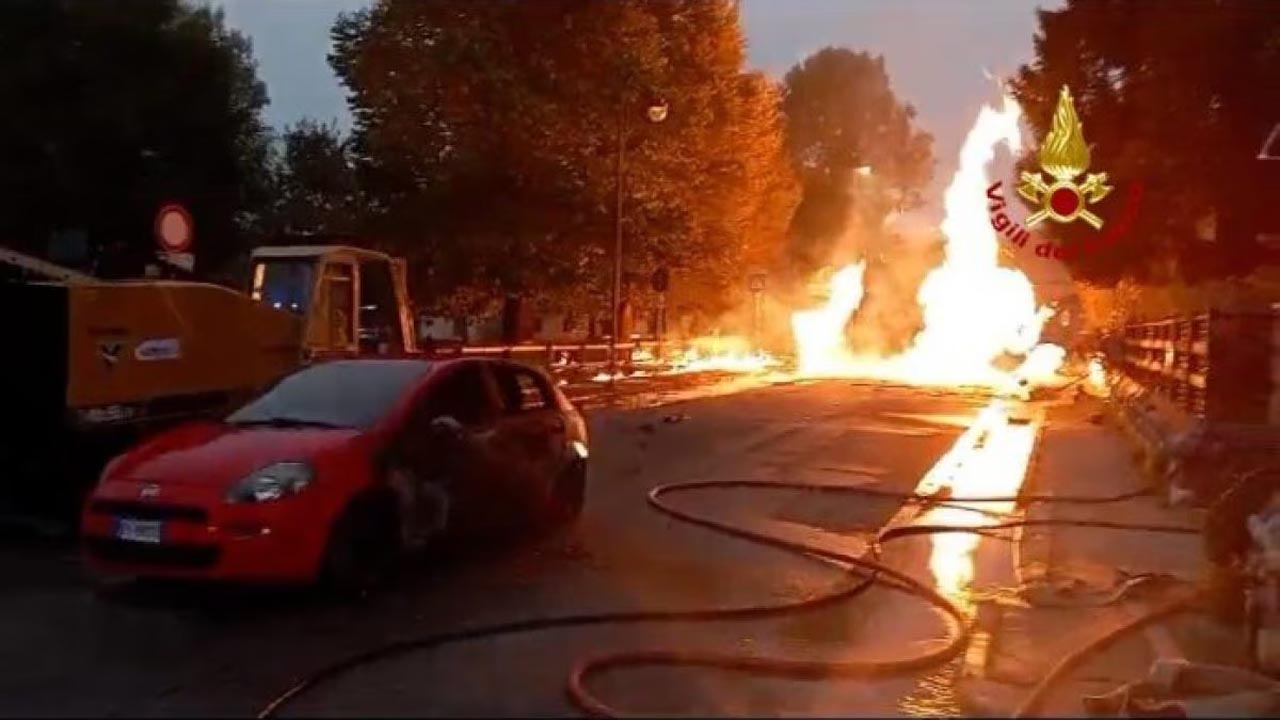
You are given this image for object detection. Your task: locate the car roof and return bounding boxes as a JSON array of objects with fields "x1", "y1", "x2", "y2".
[
  {"x1": 309, "y1": 356, "x2": 552, "y2": 382},
  {"x1": 478, "y1": 357, "x2": 550, "y2": 373},
  {"x1": 315, "y1": 358, "x2": 435, "y2": 372},
  {"x1": 430, "y1": 356, "x2": 557, "y2": 382}
]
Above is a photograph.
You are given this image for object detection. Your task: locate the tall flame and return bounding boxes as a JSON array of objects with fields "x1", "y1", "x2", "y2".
[
  {"x1": 792, "y1": 263, "x2": 867, "y2": 376},
  {"x1": 789, "y1": 95, "x2": 1064, "y2": 392}
]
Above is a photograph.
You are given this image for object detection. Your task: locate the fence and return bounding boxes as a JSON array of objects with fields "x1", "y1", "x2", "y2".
[
  {"x1": 425, "y1": 339, "x2": 665, "y2": 369},
  {"x1": 1116, "y1": 310, "x2": 1279, "y2": 424}
]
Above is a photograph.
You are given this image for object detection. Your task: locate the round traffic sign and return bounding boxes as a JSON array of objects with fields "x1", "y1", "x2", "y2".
[
  {"x1": 154, "y1": 204, "x2": 194, "y2": 253},
  {"x1": 651, "y1": 267, "x2": 670, "y2": 293}
]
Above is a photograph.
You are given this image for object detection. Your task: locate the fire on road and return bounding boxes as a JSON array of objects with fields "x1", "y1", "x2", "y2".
[{"x1": 916, "y1": 401, "x2": 1041, "y2": 617}]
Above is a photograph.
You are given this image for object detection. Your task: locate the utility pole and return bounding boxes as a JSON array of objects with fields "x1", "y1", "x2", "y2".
[
  {"x1": 651, "y1": 266, "x2": 670, "y2": 360},
  {"x1": 748, "y1": 272, "x2": 766, "y2": 349},
  {"x1": 609, "y1": 103, "x2": 627, "y2": 383},
  {"x1": 607, "y1": 96, "x2": 668, "y2": 383}
]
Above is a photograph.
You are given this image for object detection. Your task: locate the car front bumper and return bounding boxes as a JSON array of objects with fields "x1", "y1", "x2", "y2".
[{"x1": 81, "y1": 482, "x2": 327, "y2": 584}]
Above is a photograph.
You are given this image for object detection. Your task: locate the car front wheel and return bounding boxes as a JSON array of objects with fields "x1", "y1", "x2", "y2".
[
  {"x1": 321, "y1": 495, "x2": 401, "y2": 596},
  {"x1": 546, "y1": 460, "x2": 586, "y2": 526}
]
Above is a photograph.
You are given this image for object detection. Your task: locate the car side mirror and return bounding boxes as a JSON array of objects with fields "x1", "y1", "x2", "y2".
[{"x1": 427, "y1": 415, "x2": 464, "y2": 443}]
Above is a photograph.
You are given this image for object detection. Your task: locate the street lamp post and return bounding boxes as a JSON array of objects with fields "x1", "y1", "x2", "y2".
[{"x1": 608, "y1": 98, "x2": 668, "y2": 382}]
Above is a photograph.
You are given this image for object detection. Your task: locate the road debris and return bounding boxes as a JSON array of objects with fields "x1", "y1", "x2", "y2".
[
  {"x1": 1082, "y1": 659, "x2": 1280, "y2": 717},
  {"x1": 1021, "y1": 571, "x2": 1183, "y2": 609}
]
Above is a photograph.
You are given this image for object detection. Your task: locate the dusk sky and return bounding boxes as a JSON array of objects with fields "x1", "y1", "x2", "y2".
[{"x1": 217, "y1": 0, "x2": 1064, "y2": 215}]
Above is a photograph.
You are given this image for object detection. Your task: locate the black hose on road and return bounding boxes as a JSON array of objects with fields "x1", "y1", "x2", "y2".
[{"x1": 257, "y1": 477, "x2": 1199, "y2": 719}]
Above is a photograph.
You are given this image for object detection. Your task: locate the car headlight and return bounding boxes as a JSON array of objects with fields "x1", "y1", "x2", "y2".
[{"x1": 226, "y1": 462, "x2": 313, "y2": 503}]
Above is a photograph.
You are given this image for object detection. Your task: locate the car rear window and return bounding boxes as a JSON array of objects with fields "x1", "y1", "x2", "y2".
[{"x1": 227, "y1": 360, "x2": 432, "y2": 430}]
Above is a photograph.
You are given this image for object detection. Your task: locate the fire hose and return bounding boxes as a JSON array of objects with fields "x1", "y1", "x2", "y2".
[{"x1": 257, "y1": 480, "x2": 1199, "y2": 718}]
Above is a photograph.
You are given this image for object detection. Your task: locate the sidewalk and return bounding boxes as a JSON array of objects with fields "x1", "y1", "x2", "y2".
[{"x1": 959, "y1": 394, "x2": 1244, "y2": 717}]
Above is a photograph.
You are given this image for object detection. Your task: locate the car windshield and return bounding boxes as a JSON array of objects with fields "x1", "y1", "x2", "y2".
[
  {"x1": 227, "y1": 360, "x2": 433, "y2": 431},
  {"x1": 250, "y1": 258, "x2": 316, "y2": 315}
]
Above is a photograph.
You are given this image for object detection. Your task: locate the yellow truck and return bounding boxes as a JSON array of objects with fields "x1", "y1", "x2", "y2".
[{"x1": 1, "y1": 244, "x2": 417, "y2": 514}]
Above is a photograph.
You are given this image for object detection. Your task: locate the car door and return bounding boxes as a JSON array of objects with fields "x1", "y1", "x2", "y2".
[
  {"x1": 489, "y1": 363, "x2": 567, "y2": 514},
  {"x1": 392, "y1": 361, "x2": 505, "y2": 538}
]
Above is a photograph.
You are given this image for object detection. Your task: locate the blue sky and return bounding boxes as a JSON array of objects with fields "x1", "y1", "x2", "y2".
[{"x1": 217, "y1": 0, "x2": 1063, "y2": 207}]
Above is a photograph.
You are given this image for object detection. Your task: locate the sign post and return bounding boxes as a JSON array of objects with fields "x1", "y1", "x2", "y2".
[
  {"x1": 748, "y1": 272, "x2": 766, "y2": 348},
  {"x1": 651, "y1": 267, "x2": 670, "y2": 360}
]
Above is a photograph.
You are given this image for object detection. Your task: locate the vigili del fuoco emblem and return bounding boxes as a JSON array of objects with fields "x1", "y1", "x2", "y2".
[{"x1": 1018, "y1": 85, "x2": 1111, "y2": 229}]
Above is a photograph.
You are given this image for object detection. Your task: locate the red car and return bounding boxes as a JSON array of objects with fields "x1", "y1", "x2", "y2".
[{"x1": 82, "y1": 358, "x2": 590, "y2": 589}]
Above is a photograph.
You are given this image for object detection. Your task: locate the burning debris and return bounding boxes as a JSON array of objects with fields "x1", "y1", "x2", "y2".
[
  {"x1": 673, "y1": 335, "x2": 777, "y2": 371},
  {"x1": 588, "y1": 335, "x2": 779, "y2": 384}
]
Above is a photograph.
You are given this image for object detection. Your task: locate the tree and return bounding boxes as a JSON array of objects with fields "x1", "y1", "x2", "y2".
[
  {"x1": 0, "y1": 0, "x2": 272, "y2": 277},
  {"x1": 330, "y1": 0, "x2": 798, "y2": 316},
  {"x1": 1011, "y1": 0, "x2": 1280, "y2": 285},
  {"x1": 781, "y1": 48, "x2": 934, "y2": 274},
  {"x1": 266, "y1": 119, "x2": 363, "y2": 238}
]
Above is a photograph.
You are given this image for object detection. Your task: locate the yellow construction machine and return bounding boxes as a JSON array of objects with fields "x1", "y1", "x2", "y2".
[{"x1": 1, "y1": 243, "x2": 417, "y2": 512}]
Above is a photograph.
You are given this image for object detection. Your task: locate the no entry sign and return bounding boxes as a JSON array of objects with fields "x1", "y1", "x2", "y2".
[{"x1": 154, "y1": 204, "x2": 194, "y2": 254}]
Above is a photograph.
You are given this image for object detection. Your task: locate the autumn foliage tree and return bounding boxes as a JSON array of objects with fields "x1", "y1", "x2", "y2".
[
  {"x1": 330, "y1": 0, "x2": 798, "y2": 316},
  {"x1": 781, "y1": 48, "x2": 934, "y2": 274},
  {"x1": 1012, "y1": 0, "x2": 1280, "y2": 286}
]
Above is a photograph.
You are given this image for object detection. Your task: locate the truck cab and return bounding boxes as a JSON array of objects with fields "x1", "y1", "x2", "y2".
[{"x1": 248, "y1": 245, "x2": 418, "y2": 358}]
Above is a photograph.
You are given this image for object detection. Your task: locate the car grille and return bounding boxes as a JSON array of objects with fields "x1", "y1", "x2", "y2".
[
  {"x1": 85, "y1": 538, "x2": 220, "y2": 569},
  {"x1": 88, "y1": 499, "x2": 208, "y2": 523}
]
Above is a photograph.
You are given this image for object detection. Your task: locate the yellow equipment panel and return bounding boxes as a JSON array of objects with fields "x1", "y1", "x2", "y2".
[{"x1": 67, "y1": 281, "x2": 303, "y2": 409}]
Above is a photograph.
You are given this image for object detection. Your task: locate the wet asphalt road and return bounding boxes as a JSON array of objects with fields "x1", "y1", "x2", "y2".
[{"x1": 0, "y1": 379, "x2": 991, "y2": 717}]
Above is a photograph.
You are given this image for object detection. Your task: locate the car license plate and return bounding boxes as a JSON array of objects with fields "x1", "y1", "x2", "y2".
[{"x1": 115, "y1": 518, "x2": 163, "y2": 544}]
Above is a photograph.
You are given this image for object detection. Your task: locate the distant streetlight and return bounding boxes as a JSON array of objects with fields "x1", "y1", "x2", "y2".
[
  {"x1": 609, "y1": 98, "x2": 669, "y2": 381},
  {"x1": 856, "y1": 165, "x2": 874, "y2": 177}
]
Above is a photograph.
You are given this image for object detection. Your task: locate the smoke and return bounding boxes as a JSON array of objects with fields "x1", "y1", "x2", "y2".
[
  {"x1": 676, "y1": 176, "x2": 941, "y2": 358},
  {"x1": 825, "y1": 179, "x2": 942, "y2": 358},
  {"x1": 684, "y1": 288, "x2": 796, "y2": 355},
  {"x1": 846, "y1": 231, "x2": 942, "y2": 356}
]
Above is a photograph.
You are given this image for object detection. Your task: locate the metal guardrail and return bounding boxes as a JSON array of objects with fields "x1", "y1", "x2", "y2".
[
  {"x1": 1116, "y1": 311, "x2": 1277, "y2": 423},
  {"x1": 1120, "y1": 314, "x2": 1211, "y2": 416},
  {"x1": 1113, "y1": 309, "x2": 1280, "y2": 508},
  {"x1": 424, "y1": 339, "x2": 664, "y2": 368}
]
